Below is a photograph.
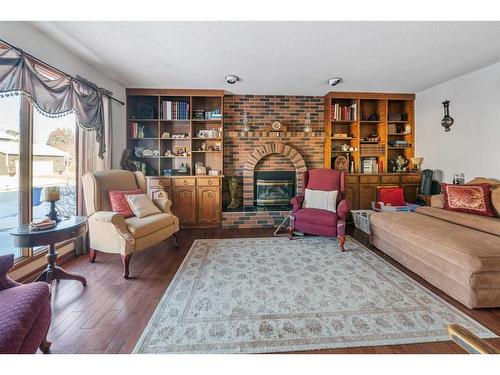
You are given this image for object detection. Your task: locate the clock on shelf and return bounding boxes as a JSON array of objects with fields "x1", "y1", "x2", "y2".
[{"x1": 268, "y1": 121, "x2": 288, "y2": 134}]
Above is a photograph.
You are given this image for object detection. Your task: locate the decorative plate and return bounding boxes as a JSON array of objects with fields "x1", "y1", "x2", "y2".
[
  {"x1": 271, "y1": 121, "x2": 282, "y2": 131},
  {"x1": 334, "y1": 155, "x2": 348, "y2": 171}
]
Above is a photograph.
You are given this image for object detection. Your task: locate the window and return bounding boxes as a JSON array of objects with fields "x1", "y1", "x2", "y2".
[
  {"x1": 0, "y1": 95, "x2": 77, "y2": 262},
  {"x1": 0, "y1": 95, "x2": 22, "y2": 258}
]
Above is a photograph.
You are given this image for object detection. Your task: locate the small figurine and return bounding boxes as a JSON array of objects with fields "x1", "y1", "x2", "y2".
[{"x1": 390, "y1": 155, "x2": 409, "y2": 172}]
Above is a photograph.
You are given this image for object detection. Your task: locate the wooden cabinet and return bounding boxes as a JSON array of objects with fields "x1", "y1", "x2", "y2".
[
  {"x1": 173, "y1": 187, "x2": 196, "y2": 225},
  {"x1": 345, "y1": 184, "x2": 358, "y2": 211},
  {"x1": 342, "y1": 173, "x2": 420, "y2": 211},
  {"x1": 359, "y1": 184, "x2": 378, "y2": 209},
  {"x1": 198, "y1": 187, "x2": 221, "y2": 224},
  {"x1": 147, "y1": 176, "x2": 223, "y2": 228}
]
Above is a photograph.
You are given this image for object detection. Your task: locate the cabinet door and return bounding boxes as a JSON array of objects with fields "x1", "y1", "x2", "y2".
[
  {"x1": 174, "y1": 187, "x2": 196, "y2": 224},
  {"x1": 359, "y1": 184, "x2": 378, "y2": 209},
  {"x1": 198, "y1": 187, "x2": 221, "y2": 224},
  {"x1": 403, "y1": 184, "x2": 419, "y2": 203},
  {"x1": 345, "y1": 183, "x2": 358, "y2": 210}
]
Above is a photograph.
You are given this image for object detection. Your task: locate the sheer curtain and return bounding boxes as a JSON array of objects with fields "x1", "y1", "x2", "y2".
[{"x1": 76, "y1": 96, "x2": 112, "y2": 255}]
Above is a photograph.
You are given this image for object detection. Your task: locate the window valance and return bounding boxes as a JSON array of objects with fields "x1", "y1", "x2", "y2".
[{"x1": 0, "y1": 44, "x2": 106, "y2": 158}]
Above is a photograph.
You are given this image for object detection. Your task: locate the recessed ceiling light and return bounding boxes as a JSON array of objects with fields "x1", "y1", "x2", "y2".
[
  {"x1": 225, "y1": 75, "x2": 239, "y2": 84},
  {"x1": 328, "y1": 77, "x2": 343, "y2": 87}
]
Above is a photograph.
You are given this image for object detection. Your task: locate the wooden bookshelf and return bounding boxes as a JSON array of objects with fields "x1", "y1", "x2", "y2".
[
  {"x1": 324, "y1": 92, "x2": 415, "y2": 174},
  {"x1": 126, "y1": 89, "x2": 224, "y2": 177}
]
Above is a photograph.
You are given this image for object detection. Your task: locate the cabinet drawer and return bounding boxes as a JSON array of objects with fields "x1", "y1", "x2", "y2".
[
  {"x1": 150, "y1": 189, "x2": 169, "y2": 200},
  {"x1": 381, "y1": 175, "x2": 401, "y2": 185},
  {"x1": 346, "y1": 175, "x2": 358, "y2": 184},
  {"x1": 197, "y1": 178, "x2": 220, "y2": 187},
  {"x1": 402, "y1": 175, "x2": 421, "y2": 184},
  {"x1": 149, "y1": 178, "x2": 171, "y2": 188},
  {"x1": 359, "y1": 175, "x2": 380, "y2": 184},
  {"x1": 174, "y1": 178, "x2": 196, "y2": 187}
]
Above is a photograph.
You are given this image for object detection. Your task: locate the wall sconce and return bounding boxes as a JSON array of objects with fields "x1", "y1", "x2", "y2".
[
  {"x1": 242, "y1": 112, "x2": 250, "y2": 133},
  {"x1": 304, "y1": 113, "x2": 312, "y2": 133},
  {"x1": 441, "y1": 100, "x2": 454, "y2": 132}
]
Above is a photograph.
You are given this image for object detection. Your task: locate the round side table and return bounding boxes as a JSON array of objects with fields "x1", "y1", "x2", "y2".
[{"x1": 10, "y1": 216, "x2": 88, "y2": 285}]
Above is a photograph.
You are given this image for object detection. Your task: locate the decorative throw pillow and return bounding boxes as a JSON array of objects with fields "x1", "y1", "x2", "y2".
[
  {"x1": 125, "y1": 194, "x2": 161, "y2": 218},
  {"x1": 466, "y1": 177, "x2": 500, "y2": 217},
  {"x1": 303, "y1": 189, "x2": 338, "y2": 212},
  {"x1": 442, "y1": 183, "x2": 495, "y2": 217},
  {"x1": 378, "y1": 187, "x2": 405, "y2": 206},
  {"x1": 108, "y1": 189, "x2": 143, "y2": 218}
]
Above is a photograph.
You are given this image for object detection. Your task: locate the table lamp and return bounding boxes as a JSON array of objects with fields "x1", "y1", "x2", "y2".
[{"x1": 44, "y1": 186, "x2": 61, "y2": 222}]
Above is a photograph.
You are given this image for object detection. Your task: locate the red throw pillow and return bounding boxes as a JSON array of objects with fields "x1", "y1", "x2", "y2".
[
  {"x1": 378, "y1": 187, "x2": 405, "y2": 206},
  {"x1": 108, "y1": 189, "x2": 143, "y2": 218},
  {"x1": 442, "y1": 183, "x2": 495, "y2": 217}
]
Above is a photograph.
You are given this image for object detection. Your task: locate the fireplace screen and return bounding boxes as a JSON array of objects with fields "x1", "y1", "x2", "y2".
[{"x1": 255, "y1": 179, "x2": 294, "y2": 206}]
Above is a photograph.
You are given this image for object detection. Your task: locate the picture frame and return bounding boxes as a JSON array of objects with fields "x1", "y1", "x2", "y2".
[{"x1": 175, "y1": 146, "x2": 187, "y2": 156}]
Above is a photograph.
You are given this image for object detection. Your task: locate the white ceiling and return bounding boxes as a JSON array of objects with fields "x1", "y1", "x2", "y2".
[{"x1": 31, "y1": 21, "x2": 500, "y2": 96}]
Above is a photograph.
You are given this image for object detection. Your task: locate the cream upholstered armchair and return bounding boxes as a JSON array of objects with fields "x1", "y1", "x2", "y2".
[{"x1": 81, "y1": 170, "x2": 179, "y2": 278}]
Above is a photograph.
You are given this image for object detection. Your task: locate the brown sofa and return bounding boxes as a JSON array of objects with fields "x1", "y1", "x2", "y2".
[{"x1": 369, "y1": 180, "x2": 500, "y2": 309}]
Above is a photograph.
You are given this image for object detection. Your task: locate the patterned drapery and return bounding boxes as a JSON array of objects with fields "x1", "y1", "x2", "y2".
[{"x1": 0, "y1": 44, "x2": 107, "y2": 158}]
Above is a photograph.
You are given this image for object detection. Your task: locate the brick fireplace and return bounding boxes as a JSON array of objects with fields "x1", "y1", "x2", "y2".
[
  {"x1": 222, "y1": 94, "x2": 325, "y2": 227},
  {"x1": 242, "y1": 142, "x2": 307, "y2": 206}
]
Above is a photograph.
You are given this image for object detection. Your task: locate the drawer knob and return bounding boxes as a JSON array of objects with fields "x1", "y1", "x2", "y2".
[
  {"x1": 208, "y1": 180, "x2": 213, "y2": 185},
  {"x1": 183, "y1": 180, "x2": 188, "y2": 185},
  {"x1": 208, "y1": 192, "x2": 212, "y2": 198}
]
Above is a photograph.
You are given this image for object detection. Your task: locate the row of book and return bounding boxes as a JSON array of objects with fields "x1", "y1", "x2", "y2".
[
  {"x1": 193, "y1": 108, "x2": 222, "y2": 120},
  {"x1": 129, "y1": 122, "x2": 145, "y2": 139},
  {"x1": 162, "y1": 101, "x2": 190, "y2": 120},
  {"x1": 331, "y1": 103, "x2": 357, "y2": 121}
]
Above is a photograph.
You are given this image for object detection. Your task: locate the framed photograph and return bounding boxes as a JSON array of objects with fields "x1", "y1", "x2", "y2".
[{"x1": 175, "y1": 146, "x2": 187, "y2": 156}]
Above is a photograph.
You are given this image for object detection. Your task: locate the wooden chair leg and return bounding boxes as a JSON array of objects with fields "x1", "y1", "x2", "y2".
[
  {"x1": 39, "y1": 330, "x2": 51, "y2": 354},
  {"x1": 173, "y1": 233, "x2": 178, "y2": 248},
  {"x1": 288, "y1": 226, "x2": 294, "y2": 240},
  {"x1": 88, "y1": 248, "x2": 97, "y2": 263},
  {"x1": 121, "y1": 253, "x2": 133, "y2": 279},
  {"x1": 339, "y1": 236, "x2": 346, "y2": 252}
]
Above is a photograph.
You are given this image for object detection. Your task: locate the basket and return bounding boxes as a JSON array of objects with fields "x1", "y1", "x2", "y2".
[{"x1": 351, "y1": 209, "x2": 375, "y2": 234}]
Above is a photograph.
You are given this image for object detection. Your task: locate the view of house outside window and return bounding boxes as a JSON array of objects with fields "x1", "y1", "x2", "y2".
[{"x1": 0, "y1": 96, "x2": 76, "y2": 258}]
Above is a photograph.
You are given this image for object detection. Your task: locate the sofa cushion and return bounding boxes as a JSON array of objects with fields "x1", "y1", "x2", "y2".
[
  {"x1": 109, "y1": 189, "x2": 143, "y2": 218},
  {"x1": 303, "y1": 189, "x2": 337, "y2": 212},
  {"x1": 295, "y1": 208, "x2": 337, "y2": 227},
  {"x1": 126, "y1": 194, "x2": 161, "y2": 218},
  {"x1": 0, "y1": 282, "x2": 50, "y2": 354},
  {"x1": 370, "y1": 212, "x2": 500, "y2": 272},
  {"x1": 416, "y1": 206, "x2": 500, "y2": 237},
  {"x1": 467, "y1": 177, "x2": 500, "y2": 217},
  {"x1": 442, "y1": 183, "x2": 495, "y2": 217},
  {"x1": 125, "y1": 213, "x2": 177, "y2": 238}
]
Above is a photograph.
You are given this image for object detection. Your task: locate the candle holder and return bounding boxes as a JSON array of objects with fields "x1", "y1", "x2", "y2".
[{"x1": 47, "y1": 200, "x2": 61, "y2": 223}]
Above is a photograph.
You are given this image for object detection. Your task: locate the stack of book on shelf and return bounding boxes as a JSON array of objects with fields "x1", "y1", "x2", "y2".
[
  {"x1": 129, "y1": 122, "x2": 143, "y2": 138},
  {"x1": 162, "y1": 101, "x2": 190, "y2": 120},
  {"x1": 331, "y1": 103, "x2": 357, "y2": 121},
  {"x1": 193, "y1": 108, "x2": 222, "y2": 120},
  {"x1": 388, "y1": 140, "x2": 411, "y2": 147},
  {"x1": 29, "y1": 218, "x2": 56, "y2": 231}
]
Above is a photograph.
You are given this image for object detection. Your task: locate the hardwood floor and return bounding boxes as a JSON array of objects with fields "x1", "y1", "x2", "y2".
[{"x1": 46, "y1": 226, "x2": 500, "y2": 354}]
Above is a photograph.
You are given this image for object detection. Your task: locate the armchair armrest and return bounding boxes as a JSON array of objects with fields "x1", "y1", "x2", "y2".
[
  {"x1": 89, "y1": 211, "x2": 134, "y2": 244},
  {"x1": 291, "y1": 195, "x2": 304, "y2": 214},
  {"x1": 153, "y1": 197, "x2": 173, "y2": 214},
  {"x1": 337, "y1": 199, "x2": 350, "y2": 220},
  {"x1": 0, "y1": 254, "x2": 20, "y2": 290}
]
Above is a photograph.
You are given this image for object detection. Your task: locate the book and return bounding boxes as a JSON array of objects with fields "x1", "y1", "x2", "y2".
[{"x1": 29, "y1": 218, "x2": 56, "y2": 231}]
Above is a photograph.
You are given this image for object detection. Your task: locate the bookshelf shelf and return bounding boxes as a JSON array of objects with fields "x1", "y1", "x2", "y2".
[
  {"x1": 324, "y1": 92, "x2": 415, "y2": 174},
  {"x1": 127, "y1": 89, "x2": 224, "y2": 177}
]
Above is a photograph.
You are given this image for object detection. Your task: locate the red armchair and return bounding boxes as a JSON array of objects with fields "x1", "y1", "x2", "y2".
[
  {"x1": 288, "y1": 169, "x2": 350, "y2": 251},
  {"x1": 0, "y1": 254, "x2": 51, "y2": 354}
]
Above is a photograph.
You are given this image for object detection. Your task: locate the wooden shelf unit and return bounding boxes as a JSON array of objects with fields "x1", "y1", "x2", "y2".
[
  {"x1": 126, "y1": 88, "x2": 224, "y2": 177},
  {"x1": 324, "y1": 92, "x2": 415, "y2": 174},
  {"x1": 126, "y1": 89, "x2": 224, "y2": 229}
]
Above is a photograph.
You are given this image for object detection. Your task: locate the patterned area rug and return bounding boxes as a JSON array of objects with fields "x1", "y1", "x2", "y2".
[{"x1": 134, "y1": 237, "x2": 495, "y2": 353}]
